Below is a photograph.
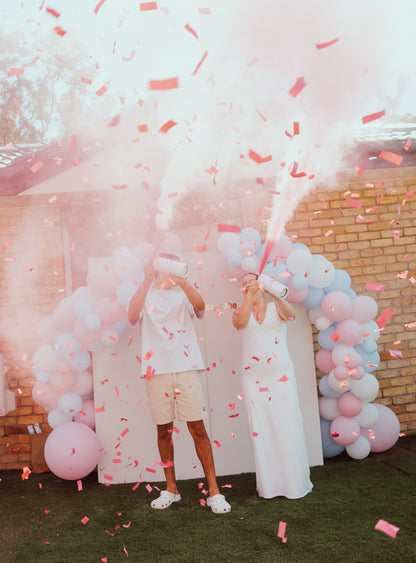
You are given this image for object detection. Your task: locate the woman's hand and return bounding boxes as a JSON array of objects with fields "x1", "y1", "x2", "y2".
[{"x1": 144, "y1": 261, "x2": 156, "y2": 282}]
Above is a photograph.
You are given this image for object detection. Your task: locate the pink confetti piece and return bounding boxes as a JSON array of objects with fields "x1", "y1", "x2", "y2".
[
  {"x1": 160, "y1": 120, "x2": 177, "y2": 133},
  {"x1": 277, "y1": 521, "x2": 288, "y2": 543},
  {"x1": 44, "y1": 509, "x2": 49, "y2": 514},
  {"x1": 200, "y1": 498, "x2": 206, "y2": 506},
  {"x1": 192, "y1": 51, "x2": 208, "y2": 75},
  {"x1": 213, "y1": 440, "x2": 221, "y2": 448},
  {"x1": 362, "y1": 110, "x2": 385, "y2": 124},
  {"x1": 375, "y1": 519, "x2": 400, "y2": 538},
  {"x1": 199, "y1": 7, "x2": 211, "y2": 14},
  {"x1": 77, "y1": 480, "x2": 83, "y2": 492},
  {"x1": 404, "y1": 139, "x2": 412, "y2": 151},
  {"x1": 259, "y1": 387, "x2": 269, "y2": 392},
  {"x1": 376, "y1": 308, "x2": 394, "y2": 328},
  {"x1": 1, "y1": 239, "x2": 13, "y2": 251},
  {"x1": 365, "y1": 282, "x2": 386, "y2": 292},
  {"x1": 324, "y1": 229, "x2": 333, "y2": 237},
  {"x1": 345, "y1": 198, "x2": 362, "y2": 208},
  {"x1": 140, "y1": 1, "x2": 157, "y2": 10},
  {"x1": 21, "y1": 467, "x2": 31, "y2": 480},
  {"x1": 94, "y1": 0, "x2": 107, "y2": 14},
  {"x1": 95, "y1": 85, "x2": 108, "y2": 96},
  {"x1": 289, "y1": 77, "x2": 307, "y2": 97},
  {"x1": 145, "y1": 484, "x2": 153, "y2": 493},
  {"x1": 248, "y1": 149, "x2": 272, "y2": 164},
  {"x1": 149, "y1": 77, "x2": 179, "y2": 90},
  {"x1": 185, "y1": 23, "x2": 198, "y2": 39},
  {"x1": 54, "y1": 26, "x2": 67, "y2": 37},
  {"x1": 388, "y1": 350, "x2": 403, "y2": 358},
  {"x1": 81, "y1": 516, "x2": 89, "y2": 525},
  {"x1": 95, "y1": 404, "x2": 105, "y2": 413},
  {"x1": 316, "y1": 37, "x2": 339, "y2": 49},
  {"x1": 30, "y1": 161, "x2": 44, "y2": 174},
  {"x1": 217, "y1": 223, "x2": 241, "y2": 233},
  {"x1": 379, "y1": 151, "x2": 403, "y2": 166},
  {"x1": 103, "y1": 474, "x2": 113, "y2": 481},
  {"x1": 121, "y1": 428, "x2": 129, "y2": 437},
  {"x1": 132, "y1": 481, "x2": 141, "y2": 491},
  {"x1": 278, "y1": 376, "x2": 288, "y2": 382}
]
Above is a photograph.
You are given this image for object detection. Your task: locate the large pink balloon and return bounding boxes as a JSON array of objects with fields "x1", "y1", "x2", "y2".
[
  {"x1": 93, "y1": 298, "x2": 125, "y2": 325},
  {"x1": 52, "y1": 303, "x2": 77, "y2": 333},
  {"x1": 337, "y1": 392, "x2": 363, "y2": 417},
  {"x1": 360, "y1": 404, "x2": 400, "y2": 453},
  {"x1": 285, "y1": 278, "x2": 309, "y2": 303},
  {"x1": 74, "y1": 399, "x2": 96, "y2": 430},
  {"x1": 349, "y1": 295, "x2": 378, "y2": 323},
  {"x1": 316, "y1": 348, "x2": 336, "y2": 373},
  {"x1": 44, "y1": 421, "x2": 100, "y2": 480},
  {"x1": 271, "y1": 235, "x2": 293, "y2": 259},
  {"x1": 321, "y1": 291, "x2": 352, "y2": 322},
  {"x1": 73, "y1": 318, "x2": 102, "y2": 345},
  {"x1": 330, "y1": 415, "x2": 361, "y2": 445},
  {"x1": 336, "y1": 319, "x2": 362, "y2": 346}
]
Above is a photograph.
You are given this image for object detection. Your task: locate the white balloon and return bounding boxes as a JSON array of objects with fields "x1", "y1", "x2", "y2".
[
  {"x1": 48, "y1": 408, "x2": 73, "y2": 429},
  {"x1": 307, "y1": 255, "x2": 336, "y2": 288},
  {"x1": 353, "y1": 402, "x2": 379, "y2": 427},
  {"x1": 331, "y1": 344, "x2": 355, "y2": 366},
  {"x1": 346, "y1": 435, "x2": 371, "y2": 459},
  {"x1": 241, "y1": 256, "x2": 258, "y2": 272},
  {"x1": 328, "y1": 370, "x2": 352, "y2": 393},
  {"x1": 286, "y1": 247, "x2": 312, "y2": 274},
  {"x1": 316, "y1": 316, "x2": 331, "y2": 331},
  {"x1": 360, "y1": 320, "x2": 381, "y2": 342},
  {"x1": 319, "y1": 397, "x2": 341, "y2": 420},
  {"x1": 74, "y1": 371, "x2": 93, "y2": 397},
  {"x1": 350, "y1": 373, "x2": 379, "y2": 401}
]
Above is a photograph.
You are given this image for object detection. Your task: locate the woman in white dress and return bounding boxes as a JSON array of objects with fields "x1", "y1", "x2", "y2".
[{"x1": 233, "y1": 272, "x2": 313, "y2": 499}]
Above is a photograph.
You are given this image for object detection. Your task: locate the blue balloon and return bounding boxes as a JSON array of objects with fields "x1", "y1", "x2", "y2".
[
  {"x1": 239, "y1": 228, "x2": 262, "y2": 253},
  {"x1": 262, "y1": 261, "x2": 288, "y2": 281},
  {"x1": 73, "y1": 300, "x2": 92, "y2": 319},
  {"x1": 354, "y1": 345, "x2": 380, "y2": 373},
  {"x1": 320, "y1": 418, "x2": 345, "y2": 458},
  {"x1": 302, "y1": 286, "x2": 324, "y2": 309},
  {"x1": 324, "y1": 269, "x2": 351, "y2": 293},
  {"x1": 291, "y1": 272, "x2": 309, "y2": 291},
  {"x1": 362, "y1": 339, "x2": 378, "y2": 354},
  {"x1": 346, "y1": 288, "x2": 357, "y2": 299},
  {"x1": 318, "y1": 326, "x2": 337, "y2": 351},
  {"x1": 319, "y1": 375, "x2": 343, "y2": 398},
  {"x1": 227, "y1": 250, "x2": 243, "y2": 267},
  {"x1": 291, "y1": 243, "x2": 309, "y2": 252},
  {"x1": 56, "y1": 332, "x2": 83, "y2": 357},
  {"x1": 256, "y1": 242, "x2": 265, "y2": 258}
]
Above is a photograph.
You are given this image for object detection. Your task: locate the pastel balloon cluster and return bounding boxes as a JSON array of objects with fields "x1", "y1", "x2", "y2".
[
  {"x1": 217, "y1": 228, "x2": 400, "y2": 460},
  {"x1": 32, "y1": 232, "x2": 182, "y2": 479}
]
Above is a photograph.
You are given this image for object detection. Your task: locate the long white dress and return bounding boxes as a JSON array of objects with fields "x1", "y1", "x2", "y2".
[{"x1": 240, "y1": 301, "x2": 313, "y2": 499}]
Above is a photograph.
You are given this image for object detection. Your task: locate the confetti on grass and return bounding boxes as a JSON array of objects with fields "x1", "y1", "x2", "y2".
[
  {"x1": 375, "y1": 519, "x2": 400, "y2": 538},
  {"x1": 277, "y1": 521, "x2": 288, "y2": 543}
]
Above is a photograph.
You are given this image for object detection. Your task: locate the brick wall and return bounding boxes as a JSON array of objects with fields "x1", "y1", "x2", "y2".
[{"x1": 0, "y1": 195, "x2": 66, "y2": 469}]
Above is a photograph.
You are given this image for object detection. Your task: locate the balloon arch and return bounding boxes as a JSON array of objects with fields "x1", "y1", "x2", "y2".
[{"x1": 31, "y1": 230, "x2": 400, "y2": 480}]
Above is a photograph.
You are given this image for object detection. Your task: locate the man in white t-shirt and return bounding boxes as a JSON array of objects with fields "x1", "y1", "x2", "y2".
[{"x1": 128, "y1": 253, "x2": 231, "y2": 514}]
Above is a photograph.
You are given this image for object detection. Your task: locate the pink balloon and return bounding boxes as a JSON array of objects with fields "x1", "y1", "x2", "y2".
[
  {"x1": 74, "y1": 399, "x2": 96, "y2": 429},
  {"x1": 32, "y1": 382, "x2": 59, "y2": 409},
  {"x1": 285, "y1": 278, "x2": 309, "y2": 303},
  {"x1": 346, "y1": 352, "x2": 362, "y2": 369},
  {"x1": 73, "y1": 318, "x2": 102, "y2": 345},
  {"x1": 87, "y1": 265, "x2": 120, "y2": 298},
  {"x1": 336, "y1": 319, "x2": 362, "y2": 346},
  {"x1": 93, "y1": 298, "x2": 125, "y2": 325},
  {"x1": 316, "y1": 348, "x2": 337, "y2": 373},
  {"x1": 330, "y1": 415, "x2": 361, "y2": 445},
  {"x1": 44, "y1": 421, "x2": 100, "y2": 480},
  {"x1": 360, "y1": 404, "x2": 400, "y2": 452},
  {"x1": 337, "y1": 392, "x2": 363, "y2": 417},
  {"x1": 49, "y1": 372, "x2": 76, "y2": 395},
  {"x1": 334, "y1": 365, "x2": 349, "y2": 381},
  {"x1": 321, "y1": 291, "x2": 352, "y2": 322},
  {"x1": 52, "y1": 304, "x2": 77, "y2": 333},
  {"x1": 349, "y1": 366, "x2": 365, "y2": 380},
  {"x1": 349, "y1": 295, "x2": 378, "y2": 323}
]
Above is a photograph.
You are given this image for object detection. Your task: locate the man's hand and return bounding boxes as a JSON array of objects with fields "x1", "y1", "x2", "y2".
[
  {"x1": 144, "y1": 261, "x2": 156, "y2": 282},
  {"x1": 169, "y1": 274, "x2": 187, "y2": 288}
]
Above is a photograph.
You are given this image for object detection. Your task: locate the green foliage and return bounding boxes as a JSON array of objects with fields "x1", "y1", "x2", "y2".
[{"x1": 0, "y1": 26, "x2": 114, "y2": 145}]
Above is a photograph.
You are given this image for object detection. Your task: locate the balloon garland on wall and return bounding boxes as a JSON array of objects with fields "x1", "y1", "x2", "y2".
[
  {"x1": 217, "y1": 226, "x2": 401, "y2": 460},
  {"x1": 31, "y1": 232, "x2": 183, "y2": 480}
]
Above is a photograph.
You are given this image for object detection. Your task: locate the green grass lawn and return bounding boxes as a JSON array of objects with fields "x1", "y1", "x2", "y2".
[{"x1": 1, "y1": 435, "x2": 415, "y2": 563}]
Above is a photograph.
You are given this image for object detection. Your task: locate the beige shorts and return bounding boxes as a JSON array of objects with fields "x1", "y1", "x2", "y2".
[{"x1": 145, "y1": 370, "x2": 207, "y2": 425}]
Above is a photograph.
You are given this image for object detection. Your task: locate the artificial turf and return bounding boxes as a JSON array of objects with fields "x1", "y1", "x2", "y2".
[{"x1": 1, "y1": 435, "x2": 415, "y2": 562}]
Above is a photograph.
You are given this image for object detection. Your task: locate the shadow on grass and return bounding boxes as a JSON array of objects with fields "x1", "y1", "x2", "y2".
[{"x1": 1, "y1": 435, "x2": 415, "y2": 562}]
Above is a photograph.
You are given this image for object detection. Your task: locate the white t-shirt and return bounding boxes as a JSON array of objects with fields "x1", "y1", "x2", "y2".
[{"x1": 137, "y1": 287, "x2": 205, "y2": 376}]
